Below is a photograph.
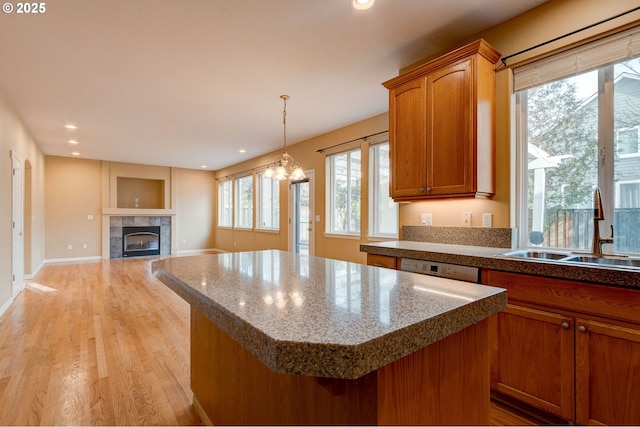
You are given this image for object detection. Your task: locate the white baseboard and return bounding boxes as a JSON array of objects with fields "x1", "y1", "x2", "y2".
[
  {"x1": 0, "y1": 295, "x2": 15, "y2": 318},
  {"x1": 24, "y1": 260, "x2": 45, "y2": 280},
  {"x1": 44, "y1": 256, "x2": 103, "y2": 264}
]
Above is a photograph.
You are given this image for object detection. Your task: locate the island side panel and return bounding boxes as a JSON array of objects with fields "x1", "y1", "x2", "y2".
[
  {"x1": 377, "y1": 318, "x2": 490, "y2": 425},
  {"x1": 190, "y1": 308, "x2": 378, "y2": 425},
  {"x1": 191, "y1": 307, "x2": 491, "y2": 425}
]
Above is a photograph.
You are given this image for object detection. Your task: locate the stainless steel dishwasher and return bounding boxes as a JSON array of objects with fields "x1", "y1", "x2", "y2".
[{"x1": 399, "y1": 258, "x2": 480, "y2": 283}]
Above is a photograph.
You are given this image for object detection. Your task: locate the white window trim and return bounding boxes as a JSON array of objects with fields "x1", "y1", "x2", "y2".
[
  {"x1": 255, "y1": 171, "x2": 280, "y2": 231},
  {"x1": 325, "y1": 149, "x2": 361, "y2": 236},
  {"x1": 234, "y1": 174, "x2": 254, "y2": 230},
  {"x1": 368, "y1": 141, "x2": 398, "y2": 239},
  {"x1": 217, "y1": 179, "x2": 233, "y2": 228}
]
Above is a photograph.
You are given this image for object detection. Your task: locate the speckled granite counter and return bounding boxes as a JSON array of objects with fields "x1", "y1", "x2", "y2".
[
  {"x1": 152, "y1": 250, "x2": 506, "y2": 379},
  {"x1": 360, "y1": 240, "x2": 640, "y2": 289}
]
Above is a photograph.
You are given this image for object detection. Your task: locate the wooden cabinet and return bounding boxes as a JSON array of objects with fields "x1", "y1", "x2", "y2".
[
  {"x1": 366, "y1": 253, "x2": 397, "y2": 269},
  {"x1": 486, "y1": 270, "x2": 640, "y2": 425},
  {"x1": 576, "y1": 319, "x2": 640, "y2": 425},
  {"x1": 492, "y1": 305, "x2": 575, "y2": 420},
  {"x1": 383, "y1": 40, "x2": 500, "y2": 201}
]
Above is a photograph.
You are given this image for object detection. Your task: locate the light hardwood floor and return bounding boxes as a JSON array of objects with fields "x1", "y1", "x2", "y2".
[
  {"x1": 0, "y1": 258, "x2": 201, "y2": 426},
  {"x1": 0, "y1": 257, "x2": 542, "y2": 426}
]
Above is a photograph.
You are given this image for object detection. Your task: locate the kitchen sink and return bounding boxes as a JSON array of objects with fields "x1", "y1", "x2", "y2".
[
  {"x1": 502, "y1": 250, "x2": 640, "y2": 269},
  {"x1": 502, "y1": 250, "x2": 569, "y2": 260},
  {"x1": 563, "y1": 255, "x2": 640, "y2": 268}
]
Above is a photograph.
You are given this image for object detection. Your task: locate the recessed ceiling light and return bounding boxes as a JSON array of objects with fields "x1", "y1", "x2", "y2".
[
  {"x1": 353, "y1": 0, "x2": 374, "y2": 10},
  {"x1": 68, "y1": 140, "x2": 78, "y2": 144},
  {"x1": 71, "y1": 152, "x2": 80, "y2": 156},
  {"x1": 201, "y1": 165, "x2": 207, "y2": 169},
  {"x1": 65, "y1": 124, "x2": 77, "y2": 130},
  {"x1": 239, "y1": 149, "x2": 246, "y2": 153}
]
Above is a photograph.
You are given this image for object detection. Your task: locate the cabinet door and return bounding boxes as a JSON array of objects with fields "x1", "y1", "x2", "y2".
[
  {"x1": 426, "y1": 58, "x2": 474, "y2": 196},
  {"x1": 388, "y1": 78, "x2": 426, "y2": 199},
  {"x1": 576, "y1": 319, "x2": 640, "y2": 425},
  {"x1": 366, "y1": 254, "x2": 397, "y2": 269},
  {"x1": 492, "y1": 305, "x2": 575, "y2": 421}
]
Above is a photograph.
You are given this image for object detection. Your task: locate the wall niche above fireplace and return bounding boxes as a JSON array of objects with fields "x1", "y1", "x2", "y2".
[
  {"x1": 117, "y1": 177, "x2": 165, "y2": 209},
  {"x1": 102, "y1": 161, "x2": 176, "y2": 215}
]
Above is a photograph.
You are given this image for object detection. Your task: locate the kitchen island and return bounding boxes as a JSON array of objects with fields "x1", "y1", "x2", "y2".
[{"x1": 152, "y1": 250, "x2": 506, "y2": 425}]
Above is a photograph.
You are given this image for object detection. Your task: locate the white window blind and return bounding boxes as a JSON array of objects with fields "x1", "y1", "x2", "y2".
[{"x1": 514, "y1": 26, "x2": 640, "y2": 92}]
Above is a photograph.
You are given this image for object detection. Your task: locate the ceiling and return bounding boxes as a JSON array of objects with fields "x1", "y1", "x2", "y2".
[{"x1": 0, "y1": 0, "x2": 547, "y2": 170}]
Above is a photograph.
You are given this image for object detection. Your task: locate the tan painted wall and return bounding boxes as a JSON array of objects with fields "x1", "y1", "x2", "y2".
[
  {"x1": 45, "y1": 156, "x2": 103, "y2": 259},
  {"x1": 0, "y1": 91, "x2": 46, "y2": 311},
  {"x1": 175, "y1": 168, "x2": 216, "y2": 252},
  {"x1": 44, "y1": 157, "x2": 217, "y2": 258}
]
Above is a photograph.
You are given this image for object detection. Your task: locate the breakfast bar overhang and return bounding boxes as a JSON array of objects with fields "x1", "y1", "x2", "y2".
[{"x1": 152, "y1": 250, "x2": 506, "y2": 425}]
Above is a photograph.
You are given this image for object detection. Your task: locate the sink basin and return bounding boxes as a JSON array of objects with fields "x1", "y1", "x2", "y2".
[
  {"x1": 564, "y1": 255, "x2": 640, "y2": 268},
  {"x1": 502, "y1": 250, "x2": 569, "y2": 260}
]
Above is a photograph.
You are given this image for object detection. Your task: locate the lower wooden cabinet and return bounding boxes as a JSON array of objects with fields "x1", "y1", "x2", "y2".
[
  {"x1": 366, "y1": 253, "x2": 397, "y2": 269},
  {"x1": 492, "y1": 305, "x2": 575, "y2": 420},
  {"x1": 486, "y1": 270, "x2": 640, "y2": 425},
  {"x1": 576, "y1": 319, "x2": 640, "y2": 425}
]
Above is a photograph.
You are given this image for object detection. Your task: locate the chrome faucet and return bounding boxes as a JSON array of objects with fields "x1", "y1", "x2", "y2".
[{"x1": 592, "y1": 187, "x2": 614, "y2": 256}]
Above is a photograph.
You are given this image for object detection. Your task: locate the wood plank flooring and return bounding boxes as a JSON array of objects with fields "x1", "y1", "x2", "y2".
[
  {"x1": 0, "y1": 257, "x2": 543, "y2": 426},
  {"x1": 0, "y1": 258, "x2": 201, "y2": 426}
]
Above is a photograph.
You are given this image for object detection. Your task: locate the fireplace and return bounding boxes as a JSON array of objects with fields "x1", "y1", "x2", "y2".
[{"x1": 122, "y1": 226, "x2": 161, "y2": 257}]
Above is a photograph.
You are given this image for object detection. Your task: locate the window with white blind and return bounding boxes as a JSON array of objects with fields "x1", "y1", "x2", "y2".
[
  {"x1": 515, "y1": 26, "x2": 640, "y2": 254},
  {"x1": 256, "y1": 171, "x2": 279, "y2": 230},
  {"x1": 234, "y1": 175, "x2": 253, "y2": 229},
  {"x1": 368, "y1": 142, "x2": 398, "y2": 238},
  {"x1": 326, "y1": 149, "x2": 361, "y2": 235},
  {"x1": 217, "y1": 179, "x2": 232, "y2": 227}
]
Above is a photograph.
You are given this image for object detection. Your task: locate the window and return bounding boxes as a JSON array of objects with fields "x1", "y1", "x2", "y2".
[
  {"x1": 516, "y1": 28, "x2": 640, "y2": 254},
  {"x1": 326, "y1": 149, "x2": 361, "y2": 235},
  {"x1": 217, "y1": 179, "x2": 232, "y2": 227},
  {"x1": 617, "y1": 127, "x2": 639, "y2": 156},
  {"x1": 234, "y1": 175, "x2": 253, "y2": 229},
  {"x1": 369, "y1": 142, "x2": 398, "y2": 238},
  {"x1": 256, "y1": 171, "x2": 279, "y2": 230}
]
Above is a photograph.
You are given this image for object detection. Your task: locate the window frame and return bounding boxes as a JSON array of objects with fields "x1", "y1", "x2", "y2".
[
  {"x1": 368, "y1": 141, "x2": 398, "y2": 239},
  {"x1": 515, "y1": 50, "x2": 640, "y2": 255},
  {"x1": 234, "y1": 174, "x2": 253, "y2": 230},
  {"x1": 217, "y1": 179, "x2": 233, "y2": 228},
  {"x1": 325, "y1": 148, "x2": 362, "y2": 236},
  {"x1": 256, "y1": 171, "x2": 280, "y2": 231}
]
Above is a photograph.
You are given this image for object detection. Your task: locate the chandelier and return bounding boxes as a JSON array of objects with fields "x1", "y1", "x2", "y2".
[{"x1": 264, "y1": 95, "x2": 306, "y2": 181}]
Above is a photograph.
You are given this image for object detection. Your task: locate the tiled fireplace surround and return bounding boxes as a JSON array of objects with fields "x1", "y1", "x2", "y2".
[{"x1": 109, "y1": 216, "x2": 171, "y2": 259}]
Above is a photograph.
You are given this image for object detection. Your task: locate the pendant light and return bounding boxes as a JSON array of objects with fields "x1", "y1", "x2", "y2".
[{"x1": 264, "y1": 95, "x2": 306, "y2": 181}]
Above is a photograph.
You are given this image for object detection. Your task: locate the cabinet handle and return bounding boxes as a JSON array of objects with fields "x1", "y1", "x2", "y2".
[
  {"x1": 420, "y1": 187, "x2": 425, "y2": 192},
  {"x1": 578, "y1": 325, "x2": 587, "y2": 333},
  {"x1": 373, "y1": 263, "x2": 383, "y2": 267},
  {"x1": 426, "y1": 187, "x2": 432, "y2": 192},
  {"x1": 561, "y1": 321, "x2": 570, "y2": 329}
]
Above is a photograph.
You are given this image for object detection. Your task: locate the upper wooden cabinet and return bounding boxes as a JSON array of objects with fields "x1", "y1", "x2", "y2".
[{"x1": 383, "y1": 40, "x2": 501, "y2": 201}]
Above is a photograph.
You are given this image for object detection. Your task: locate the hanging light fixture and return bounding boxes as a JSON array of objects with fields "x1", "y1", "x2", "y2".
[{"x1": 264, "y1": 95, "x2": 306, "y2": 181}]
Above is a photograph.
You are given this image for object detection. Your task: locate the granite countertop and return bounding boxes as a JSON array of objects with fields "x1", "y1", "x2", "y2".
[
  {"x1": 152, "y1": 250, "x2": 506, "y2": 379},
  {"x1": 360, "y1": 240, "x2": 640, "y2": 289}
]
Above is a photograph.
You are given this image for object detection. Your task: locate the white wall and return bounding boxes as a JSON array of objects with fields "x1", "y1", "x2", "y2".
[{"x1": 0, "y1": 91, "x2": 46, "y2": 315}]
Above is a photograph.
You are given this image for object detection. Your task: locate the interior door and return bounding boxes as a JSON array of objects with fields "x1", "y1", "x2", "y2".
[
  {"x1": 290, "y1": 170, "x2": 314, "y2": 256},
  {"x1": 11, "y1": 151, "x2": 24, "y2": 297}
]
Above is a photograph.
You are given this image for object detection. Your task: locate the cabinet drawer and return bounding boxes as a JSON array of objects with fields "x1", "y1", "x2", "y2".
[
  {"x1": 367, "y1": 254, "x2": 397, "y2": 269},
  {"x1": 486, "y1": 270, "x2": 640, "y2": 325}
]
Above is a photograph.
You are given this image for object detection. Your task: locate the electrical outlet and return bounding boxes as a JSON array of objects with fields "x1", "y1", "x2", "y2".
[
  {"x1": 82, "y1": 243, "x2": 88, "y2": 250},
  {"x1": 482, "y1": 213, "x2": 493, "y2": 228},
  {"x1": 420, "y1": 213, "x2": 432, "y2": 226},
  {"x1": 67, "y1": 244, "x2": 73, "y2": 250},
  {"x1": 463, "y1": 212, "x2": 471, "y2": 227}
]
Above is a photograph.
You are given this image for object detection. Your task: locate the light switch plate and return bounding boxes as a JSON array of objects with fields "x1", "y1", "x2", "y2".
[
  {"x1": 463, "y1": 212, "x2": 471, "y2": 227},
  {"x1": 420, "y1": 213, "x2": 432, "y2": 226},
  {"x1": 482, "y1": 213, "x2": 493, "y2": 228}
]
